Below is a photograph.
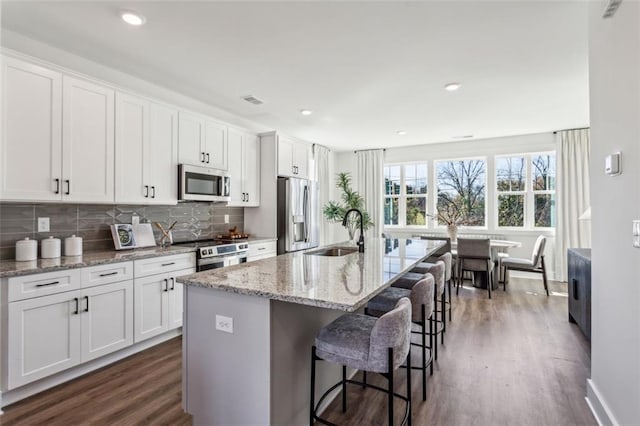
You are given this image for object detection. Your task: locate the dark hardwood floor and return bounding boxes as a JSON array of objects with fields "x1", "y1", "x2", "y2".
[{"x1": 1, "y1": 277, "x2": 594, "y2": 425}]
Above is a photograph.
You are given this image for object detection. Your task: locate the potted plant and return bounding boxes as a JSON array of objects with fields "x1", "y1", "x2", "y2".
[
  {"x1": 323, "y1": 172, "x2": 373, "y2": 241},
  {"x1": 431, "y1": 200, "x2": 464, "y2": 242}
]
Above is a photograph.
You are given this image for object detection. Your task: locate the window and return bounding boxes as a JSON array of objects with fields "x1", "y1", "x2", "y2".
[
  {"x1": 532, "y1": 153, "x2": 556, "y2": 227},
  {"x1": 495, "y1": 153, "x2": 556, "y2": 228},
  {"x1": 435, "y1": 159, "x2": 486, "y2": 227},
  {"x1": 496, "y1": 156, "x2": 526, "y2": 227},
  {"x1": 384, "y1": 164, "x2": 428, "y2": 227}
]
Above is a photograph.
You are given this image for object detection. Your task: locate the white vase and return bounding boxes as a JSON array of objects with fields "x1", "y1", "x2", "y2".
[{"x1": 447, "y1": 224, "x2": 458, "y2": 242}]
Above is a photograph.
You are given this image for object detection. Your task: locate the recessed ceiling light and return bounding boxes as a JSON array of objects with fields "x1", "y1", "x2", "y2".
[
  {"x1": 452, "y1": 135, "x2": 474, "y2": 139},
  {"x1": 397, "y1": 130, "x2": 407, "y2": 136},
  {"x1": 121, "y1": 11, "x2": 146, "y2": 26},
  {"x1": 444, "y1": 82, "x2": 461, "y2": 91},
  {"x1": 300, "y1": 109, "x2": 313, "y2": 116}
]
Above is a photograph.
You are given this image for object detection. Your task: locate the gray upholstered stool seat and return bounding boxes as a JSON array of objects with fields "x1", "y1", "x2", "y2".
[
  {"x1": 310, "y1": 298, "x2": 413, "y2": 426},
  {"x1": 392, "y1": 272, "x2": 425, "y2": 289},
  {"x1": 315, "y1": 314, "x2": 377, "y2": 371},
  {"x1": 408, "y1": 261, "x2": 446, "y2": 351},
  {"x1": 366, "y1": 276, "x2": 436, "y2": 401}
]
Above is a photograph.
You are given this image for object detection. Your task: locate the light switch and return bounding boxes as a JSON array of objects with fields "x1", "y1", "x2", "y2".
[
  {"x1": 605, "y1": 152, "x2": 621, "y2": 175},
  {"x1": 633, "y1": 220, "x2": 640, "y2": 248}
]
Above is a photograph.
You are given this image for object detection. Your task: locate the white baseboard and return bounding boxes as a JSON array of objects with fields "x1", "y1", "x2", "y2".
[
  {"x1": 0, "y1": 329, "x2": 181, "y2": 411},
  {"x1": 586, "y1": 378, "x2": 618, "y2": 425}
]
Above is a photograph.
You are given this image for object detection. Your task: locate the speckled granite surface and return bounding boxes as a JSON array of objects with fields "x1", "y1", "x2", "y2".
[
  {"x1": 0, "y1": 246, "x2": 196, "y2": 278},
  {"x1": 178, "y1": 238, "x2": 444, "y2": 312}
]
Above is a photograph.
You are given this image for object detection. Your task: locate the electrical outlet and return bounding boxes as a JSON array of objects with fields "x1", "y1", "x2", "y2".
[
  {"x1": 215, "y1": 315, "x2": 233, "y2": 333},
  {"x1": 224, "y1": 214, "x2": 229, "y2": 224},
  {"x1": 37, "y1": 217, "x2": 50, "y2": 232}
]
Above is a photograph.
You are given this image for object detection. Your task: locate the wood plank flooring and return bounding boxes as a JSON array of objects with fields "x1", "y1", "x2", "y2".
[{"x1": 1, "y1": 277, "x2": 594, "y2": 425}]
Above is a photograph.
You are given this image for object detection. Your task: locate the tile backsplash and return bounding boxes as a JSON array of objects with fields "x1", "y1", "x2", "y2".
[{"x1": 0, "y1": 202, "x2": 243, "y2": 260}]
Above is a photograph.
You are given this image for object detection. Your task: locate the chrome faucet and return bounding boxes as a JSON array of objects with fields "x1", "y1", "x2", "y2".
[{"x1": 342, "y1": 208, "x2": 365, "y2": 253}]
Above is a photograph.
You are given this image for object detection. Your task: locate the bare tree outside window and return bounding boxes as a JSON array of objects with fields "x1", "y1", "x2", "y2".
[
  {"x1": 532, "y1": 154, "x2": 556, "y2": 227},
  {"x1": 436, "y1": 159, "x2": 486, "y2": 226},
  {"x1": 496, "y1": 156, "x2": 526, "y2": 227}
]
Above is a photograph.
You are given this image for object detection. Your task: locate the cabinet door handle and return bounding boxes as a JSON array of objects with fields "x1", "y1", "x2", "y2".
[
  {"x1": 84, "y1": 295, "x2": 89, "y2": 312},
  {"x1": 99, "y1": 271, "x2": 118, "y2": 277},
  {"x1": 144, "y1": 185, "x2": 149, "y2": 198},
  {"x1": 242, "y1": 192, "x2": 245, "y2": 202},
  {"x1": 258, "y1": 247, "x2": 266, "y2": 251},
  {"x1": 162, "y1": 262, "x2": 175, "y2": 267},
  {"x1": 54, "y1": 178, "x2": 60, "y2": 194},
  {"x1": 246, "y1": 193, "x2": 249, "y2": 203},
  {"x1": 36, "y1": 281, "x2": 60, "y2": 287},
  {"x1": 201, "y1": 152, "x2": 206, "y2": 163},
  {"x1": 572, "y1": 278, "x2": 578, "y2": 300},
  {"x1": 65, "y1": 179, "x2": 70, "y2": 195},
  {"x1": 170, "y1": 277, "x2": 175, "y2": 291},
  {"x1": 163, "y1": 278, "x2": 169, "y2": 292},
  {"x1": 73, "y1": 297, "x2": 79, "y2": 315},
  {"x1": 206, "y1": 153, "x2": 210, "y2": 163},
  {"x1": 151, "y1": 186, "x2": 156, "y2": 198}
]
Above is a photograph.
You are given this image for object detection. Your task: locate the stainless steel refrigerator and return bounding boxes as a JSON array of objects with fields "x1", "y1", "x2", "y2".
[{"x1": 277, "y1": 177, "x2": 319, "y2": 254}]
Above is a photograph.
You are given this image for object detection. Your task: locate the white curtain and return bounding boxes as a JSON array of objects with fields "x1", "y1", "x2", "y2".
[
  {"x1": 356, "y1": 149, "x2": 384, "y2": 241},
  {"x1": 556, "y1": 129, "x2": 591, "y2": 281},
  {"x1": 314, "y1": 144, "x2": 331, "y2": 245}
]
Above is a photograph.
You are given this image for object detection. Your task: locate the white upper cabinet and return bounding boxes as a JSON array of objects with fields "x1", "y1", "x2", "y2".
[
  {"x1": 0, "y1": 57, "x2": 115, "y2": 203},
  {"x1": 115, "y1": 92, "x2": 177, "y2": 204},
  {"x1": 62, "y1": 76, "x2": 115, "y2": 203},
  {"x1": 277, "y1": 136, "x2": 311, "y2": 180},
  {"x1": 228, "y1": 128, "x2": 261, "y2": 207},
  {"x1": 1, "y1": 57, "x2": 63, "y2": 201},
  {"x1": 178, "y1": 111, "x2": 228, "y2": 170}
]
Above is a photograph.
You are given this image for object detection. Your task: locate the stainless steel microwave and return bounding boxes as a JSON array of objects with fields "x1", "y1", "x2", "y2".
[{"x1": 178, "y1": 164, "x2": 230, "y2": 202}]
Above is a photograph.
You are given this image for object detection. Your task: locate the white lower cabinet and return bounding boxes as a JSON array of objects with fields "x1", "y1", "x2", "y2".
[
  {"x1": 80, "y1": 280, "x2": 134, "y2": 362},
  {"x1": 134, "y1": 268, "x2": 193, "y2": 343},
  {"x1": 7, "y1": 280, "x2": 134, "y2": 390},
  {"x1": 7, "y1": 291, "x2": 82, "y2": 389}
]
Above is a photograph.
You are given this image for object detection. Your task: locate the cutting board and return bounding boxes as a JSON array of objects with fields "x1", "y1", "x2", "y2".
[{"x1": 133, "y1": 223, "x2": 156, "y2": 248}]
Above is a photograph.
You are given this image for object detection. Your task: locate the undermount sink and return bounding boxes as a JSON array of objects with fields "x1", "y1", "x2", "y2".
[{"x1": 305, "y1": 246, "x2": 359, "y2": 257}]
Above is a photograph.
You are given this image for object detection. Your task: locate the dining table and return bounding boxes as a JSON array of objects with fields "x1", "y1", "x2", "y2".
[{"x1": 451, "y1": 238, "x2": 522, "y2": 290}]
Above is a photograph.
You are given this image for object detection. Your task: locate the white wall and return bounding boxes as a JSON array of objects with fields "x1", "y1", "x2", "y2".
[
  {"x1": 332, "y1": 133, "x2": 560, "y2": 280},
  {"x1": 586, "y1": 2, "x2": 640, "y2": 424}
]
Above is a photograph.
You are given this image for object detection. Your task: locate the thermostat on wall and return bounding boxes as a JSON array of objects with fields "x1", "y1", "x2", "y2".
[{"x1": 605, "y1": 152, "x2": 621, "y2": 175}]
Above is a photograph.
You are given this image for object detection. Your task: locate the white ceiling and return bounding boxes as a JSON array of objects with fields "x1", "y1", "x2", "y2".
[{"x1": 0, "y1": 1, "x2": 589, "y2": 151}]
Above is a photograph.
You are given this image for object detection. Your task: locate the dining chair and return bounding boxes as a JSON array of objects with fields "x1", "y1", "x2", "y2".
[
  {"x1": 456, "y1": 238, "x2": 494, "y2": 299},
  {"x1": 501, "y1": 235, "x2": 548, "y2": 296}
]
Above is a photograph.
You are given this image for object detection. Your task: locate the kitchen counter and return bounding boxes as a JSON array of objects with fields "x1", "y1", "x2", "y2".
[
  {"x1": 181, "y1": 237, "x2": 444, "y2": 425},
  {"x1": 179, "y1": 237, "x2": 443, "y2": 312},
  {"x1": 0, "y1": 246, "x2": 196, "y2": 278}
]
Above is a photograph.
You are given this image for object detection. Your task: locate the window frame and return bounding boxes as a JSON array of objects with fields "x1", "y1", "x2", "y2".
[
  {"x1": 494, "y1": 151, "x2": 556, "y2": 230},
  {"x1": 383, "y1": 162, "x2": 429, "y2": 229},
  {"x1": 433, "y1": 156, "x2": 488, "y2": 230}
]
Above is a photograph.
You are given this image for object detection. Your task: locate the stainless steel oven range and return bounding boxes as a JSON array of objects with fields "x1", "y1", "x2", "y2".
[{"x1": 173, "y1": 240, "x2": 248, "y2": 272}]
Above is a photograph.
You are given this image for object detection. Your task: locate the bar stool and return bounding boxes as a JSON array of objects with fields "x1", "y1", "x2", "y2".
[
  {"x1": 366, "y1": 275, "x2": 435, "y2": 401},
  {"x1": 408, "y1": 262, "x2": 446, "y2": 346},
  {"x1": 416, "y1": 237, "x2": 453, "y2": 323},
  {"x1": 310, "y1": 298, "x2": 413, "y2": 426}
]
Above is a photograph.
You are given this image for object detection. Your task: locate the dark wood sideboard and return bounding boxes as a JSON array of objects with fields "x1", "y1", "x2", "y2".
[{"x1": 567, "y1": 248, "x2": 591, "y2": 340}]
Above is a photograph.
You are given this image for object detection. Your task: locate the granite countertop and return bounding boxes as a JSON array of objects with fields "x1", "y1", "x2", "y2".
[
  {"x1": 178, "y1": 238, "x2": 444, "y2": 312},
  {"x1": 0, "y1": 246, "x2": 196, "y2": 278}
]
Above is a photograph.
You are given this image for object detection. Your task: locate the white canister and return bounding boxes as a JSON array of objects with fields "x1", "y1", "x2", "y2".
[
  {"x1": 64, "y1": 235, "x2": 83, "y2": 257},
  {"x1": 41, "y1": 236, "x2": 61, "y2": 259},
  {"x1": 15, "y1": 237, "x2": 37, "y2": 261}
]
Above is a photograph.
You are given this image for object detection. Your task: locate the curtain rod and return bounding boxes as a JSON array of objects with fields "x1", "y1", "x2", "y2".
[
  {"x1": 553, "y1": 127, "x2": 590, "y2": 134},
  {"x1": 353, "y1": 148, "x2": 386, "y2": 154},
  {"x1": 312, "y1": 143, "x2": 331, "y2": 152}
]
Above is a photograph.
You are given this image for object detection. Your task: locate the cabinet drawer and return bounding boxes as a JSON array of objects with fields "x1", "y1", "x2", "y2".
[
  {"x1": 134, "y1": 253, "x2": 196, "y2": 278},
  {"x1": 248, "y1": 241, "x2": 277, "y2": 258},
  {"x1": 8, "y1": 269, "x2": 82, "y2": 302},
  {"x1": 81, "y1": 261, "x2": 133, "y2": 289}
]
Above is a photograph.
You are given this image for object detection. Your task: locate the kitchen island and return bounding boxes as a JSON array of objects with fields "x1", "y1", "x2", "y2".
[{"x1": 178, "y1": 237, "x2": 444, "y2": 425}]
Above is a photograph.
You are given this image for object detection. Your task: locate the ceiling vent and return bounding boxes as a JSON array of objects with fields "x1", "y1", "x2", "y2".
[
  {"x1": 602, "y1": 0, "x2": 622, "y2": 18},
  {"x1": 242, "y1": 95, "x2": 264, "y2": 105}
]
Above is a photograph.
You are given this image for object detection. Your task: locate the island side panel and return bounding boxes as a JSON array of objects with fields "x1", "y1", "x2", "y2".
[
  {"x1": 270, "y1": 300, "x2": 351, "y2": 425},
  {"x1": 184, "y1": 286, "x2": 271, "y2": 425}
]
